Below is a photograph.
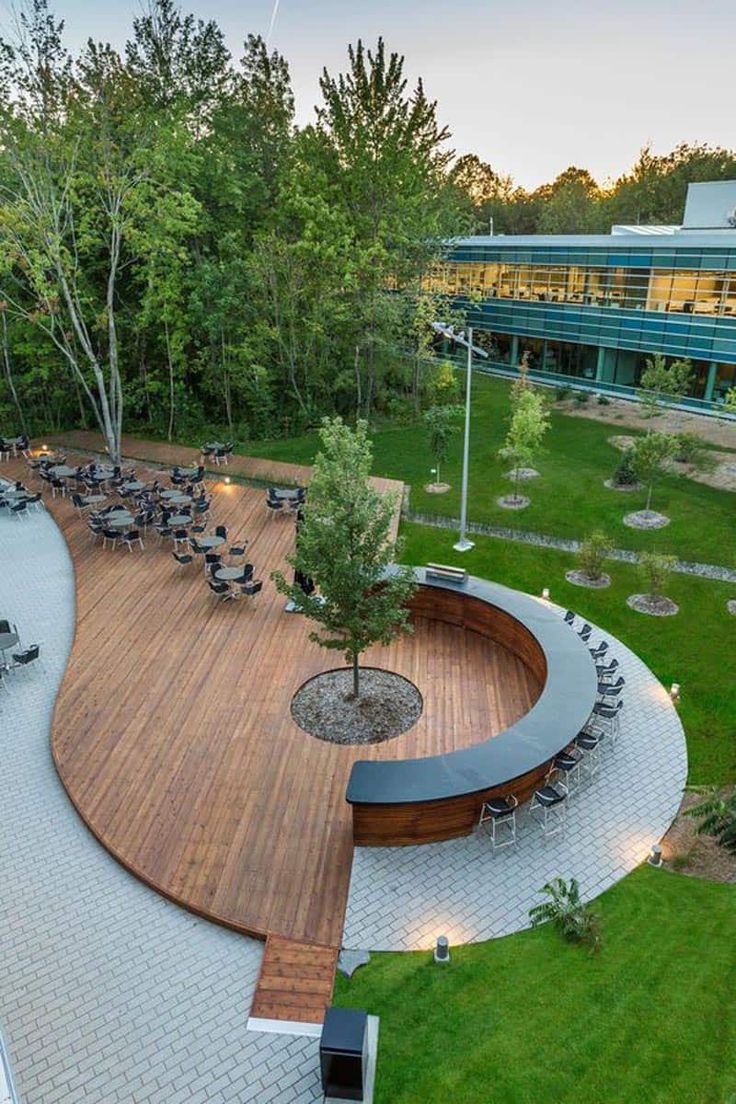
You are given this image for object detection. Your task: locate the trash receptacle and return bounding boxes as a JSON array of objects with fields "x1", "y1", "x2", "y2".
[{"x1": 319, "y1": 1007, "x2": 368, "y2": 1101}]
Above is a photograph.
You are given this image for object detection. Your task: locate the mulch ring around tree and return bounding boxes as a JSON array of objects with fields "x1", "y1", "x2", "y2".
[
  {"x1": 623, "y1": 509, "x2": 670, "y2": 529},
  {"x1": 497, "y1": 495, "x2": 530, "y2": 510},
  {"x1": 603, "y1": 478, "x2": 643, "y2": 492},
  {"x1": 727, "y1": 600, "x2": 736, "y2": 616},
  {"x1": 626, "y1": 593, "x2": 679, "y2": 617},
  {"x1": 565, "y1": 570, "x2": 611, "y2": 589},
  {"x1": 424, "y1": 482, "x2": 450, "y2": 494},
  {"x1": 291, "y1": 666, "x2": 423, "y2": 745},
  {"x1": 503, "y1": 467, "x2": 539, "y2": 481}
]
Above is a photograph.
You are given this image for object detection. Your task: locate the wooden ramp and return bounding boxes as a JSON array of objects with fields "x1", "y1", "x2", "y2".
[{"x1": 249, "y1": 936, "x2": 339, "y2": 1026}]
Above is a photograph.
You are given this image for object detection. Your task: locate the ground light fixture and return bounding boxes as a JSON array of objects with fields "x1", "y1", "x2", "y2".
[
  {"x1": 224, "y1": 476, "x2": 231, "y2": 485},
  {"x1": 434, "y1": 935, "x2": 450, "y2": 964},
  {"x1": 541, "y1": 587, "x2": 550, "y2": 600},
  {"x1": 670, "y1": 682, "x2": 680, "y2": 702},
  {"x1": 430, "y1": 321, "x2": 488, "y2": 553},
  {"x1": 648, "y1": 844, "x2": 663, "y2": 867}
]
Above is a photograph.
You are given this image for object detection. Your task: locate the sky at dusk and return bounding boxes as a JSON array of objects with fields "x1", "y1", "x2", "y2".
[{"x1": 3, "y1": 0, "x2": 735, "y2": 188}]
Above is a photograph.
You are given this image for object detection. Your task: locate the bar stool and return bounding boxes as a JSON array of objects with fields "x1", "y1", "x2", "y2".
[
  {"x1": 574, "y1": 731, "x2": 601, "y2": 779},
  {"x1": 478, "y1": 794, "x2": 518, "y2": 850},
  {"x1": 553, "y1": 746, "x2": 584, "y2": 795},
  {"x1": 529, "y1": 781, "x2": 568, "y2": 838}
]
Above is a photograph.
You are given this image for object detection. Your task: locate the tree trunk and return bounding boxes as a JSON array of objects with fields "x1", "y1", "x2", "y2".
[
  {"x1": 352, "y1": 651, "x2": 360, "y2": 698},
  {"x1": 0, "y1": 311, "x2": 27, "y2": 434},
  {"x1": 165, "y1": 318, "x2": 175, "y2": 442},
  {"x1": 646, "y1": 481, "x2": 653, "y2": 512}
]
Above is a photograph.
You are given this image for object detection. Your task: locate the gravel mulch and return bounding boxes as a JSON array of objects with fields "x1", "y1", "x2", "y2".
[
  {"x1": 424, "y1": 482, "x2": 450, "y2": 494},
  {"x1": 565, "y1": 570, "x2": 611, "y2": 589},
  {"x1": 662, "y1": 789, "x2": 736, "y2": 883},
  {"x1": 626, "y1": 593, "x2": 679, "y2": 617},
  {"x1": 503, "y1": 468, "x2": 539, "y2": 481},
  {"x1": 603, "y1": 478, "x2": 642, "y2": 492},
  {"x1": 623, "y1": 509, "x2": 670, "y2": 530},
  {"x1": 497, "y1": 494, "x2": 530, "y2": 510},
  {"x1": 727, "y1": 599, "x2": 736, "y2": 615},
  {"x1": 291, "y1": 667, "x2": 423, "y2": 745}
]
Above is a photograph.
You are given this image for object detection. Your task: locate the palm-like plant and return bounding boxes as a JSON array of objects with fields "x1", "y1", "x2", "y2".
[
  {"x1": 685, "y1": 789, "x2": 736, "y2": 853},
  {"x1": 529, "y1": 876, "x2": 601, "y2": 952}
]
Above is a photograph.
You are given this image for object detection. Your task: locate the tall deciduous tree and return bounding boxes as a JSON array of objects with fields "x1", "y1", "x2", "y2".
[{"x1": 272, "y1": 417, "x2": 416, "y2": 698}]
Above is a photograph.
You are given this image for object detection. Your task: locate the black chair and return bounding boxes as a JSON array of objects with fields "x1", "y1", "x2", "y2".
[
  {"x1": 214, "y1": 525, "x2": 227, "y2": 540},
  {"x1": 553, "y1": 747, "x2": 584, "y2": 795},
  {"x1": 238, "y1": 578, "x2": 263, "y2": 599},
  {"x1": 590, "y1": 641, "x2": 609, "y2": 661},
  {"x1": 597, "y1": 676, "x2": 625, "y2": 699},
  {"x1": 207, "y1": 579, "x2": 233, "y2": 601},
  {"x1": 102, "y1": 528, "x2": 121, "y2": 550},
  {"x1": 577, "y1": 622, "x2": 593, "y2": 644},
  {"x1": 229, "y1": 542, "x2": 247, "y2": 557},
  {"x1": 266, "y1": 498, "x2": 284, "y2": 517},
  {"x1": 172, "y1": 551, "x2": 194, "y2": 568},
  {"x1": 11, "y1": 644, "x2": 40, "y2": 671},
  {"x1": 204, "y1": 552, "x2": 223, "y2": 575},
  {"x1": 10, "y1": 500, "x2": 28, "y2": 520},
  {"x1": 563, "y1": 609, "x2": 576, "y2": 626},
  {"x1": 530, "y1": 780, "x2": 568, "y2": 838},
  {"x1": 478, "y1": 794, "x2": 518, "y2": 850},
  {"x1": 121, "y1": 529, "x2": 145, "y2": 551}
]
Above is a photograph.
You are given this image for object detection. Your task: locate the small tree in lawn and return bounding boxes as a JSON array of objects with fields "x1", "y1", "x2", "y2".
[
  {"x1": 577, "y1": 531, "x2": 613, "y2": 583},
  {"x1": 500, "y1": 388, "x2": 549, "y2": 504},
  {"x1": 630, "y1": 432, "x2": 678, "y2": 514},
  {"x1": 639, "y1": 353, "x2": 693, "y2": 419},
  {"x1": 272, "y1": 417, "x2": 417, "y2": 698},
  {"x1": 638, "y1": 551, "x2": 676, "y2": 601},
  {"x1": 424, "y1": 404, "x2": 463, "y2": 488}
]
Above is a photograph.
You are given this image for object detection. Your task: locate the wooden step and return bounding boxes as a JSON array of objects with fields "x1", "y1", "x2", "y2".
[{"x1": 250, "y1": 936, "x2": 339, "y2": 1024}]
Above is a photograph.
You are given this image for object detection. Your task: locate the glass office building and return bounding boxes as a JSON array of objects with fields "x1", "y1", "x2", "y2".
[{"x1": 434, "y1": 182, "x2": 736, "y2": 409}]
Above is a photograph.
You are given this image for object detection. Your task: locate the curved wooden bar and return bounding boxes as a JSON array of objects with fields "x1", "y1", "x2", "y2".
[{"x1": 346, "y1": 570, "x2": 598, "y2": 845}]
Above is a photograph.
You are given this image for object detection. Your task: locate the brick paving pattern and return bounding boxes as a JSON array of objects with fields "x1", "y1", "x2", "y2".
[{"x1": 0, "y1": 496, "x2": 321, "y2": 1103}]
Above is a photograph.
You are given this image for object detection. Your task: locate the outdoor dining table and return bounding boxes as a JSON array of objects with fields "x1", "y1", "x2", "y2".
[
  {"x1": 213, "y1": 566, "x2": 249, "y2": 581},
  {"x1": 160, "y1": 489, "x2": 184, "y2": 500},
  {"x1": 168, "y1": 494, "x2": 193, "y2": 506},
  {"x1": 122, "y1": 480, "x2": 145, "y2": 492},
  {"x1": 105, "y1": 513, "x2": 135, "y2": 529},
  {"x1": 175, "y1": 467, "x2": 199, "y2": 478},
  {"x1": 203, "y1": 442, "x2": 225, "y2": 451},
  {"x1": 49, "y1": 465, "x2": 77, "y2": 478},
  {"x1": 197, "y1": 534, "x2": 225, "y2": 549},
  {"x1": 168, "y1": 514, "x2": 192, "y2": 527},
  {"x1": 272, "y1": 487, "x2": 303, "y2": 501}
]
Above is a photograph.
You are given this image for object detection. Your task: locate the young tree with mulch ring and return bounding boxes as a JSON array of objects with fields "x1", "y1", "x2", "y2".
[
  {"x1": 499, "y1": 387, "x2": 549, "y2": 507},
  {"x1": 630, "y1": 431, "x2": 678, "y2": 515},
  {"x1": 628, "y1": 551, "x2": 678, "y2": 616},
  {"x1": 424, "y1": 403, "x2": 463, "y2": 489},
  {"x1": 569, "y1": 531, "x2": 613, "y2": 587},
  {"x1": 273, "y1": 416, "x2": 417, "y2": 698}
]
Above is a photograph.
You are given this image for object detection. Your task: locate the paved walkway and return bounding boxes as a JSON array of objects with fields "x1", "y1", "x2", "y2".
[
  {"x1": 0, "y1": 495, "x2": 321, "y2": 1103},
  {"x1": 343, "y1": 607, "x2": 688, "y2": 951}
]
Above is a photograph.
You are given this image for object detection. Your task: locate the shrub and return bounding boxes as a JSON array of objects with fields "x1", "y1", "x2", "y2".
[
  {"x1": 529, "y1": 876, "x2": 602, "y2": 953},
  {"x1": 597, "y1": 393, "x2": 611, "y2": 406},
  {"x1": 425, "y1": 360, "x2": 460, "y2": 406},
  {"x1": 578, "y1": 531, "x2": 613, "y2": 580},
  {"x1": 685, "y1": 789, "x2": 736, "y2": 853},
  {"x1": 672, "y1": 432, "x2": 701, "y2": 464},
  {"x1": 554, "y1": 384, "x2": 571, "y2": 402},
  {"x1": 638, "y1": 551, "x2": 676, "y2": 598},
  {"x1": 573, "y1": 389, "x2": 590, "y2": 405},
  {"x1": 612, "y1": 447, "x2": 637, "y2": 486}
]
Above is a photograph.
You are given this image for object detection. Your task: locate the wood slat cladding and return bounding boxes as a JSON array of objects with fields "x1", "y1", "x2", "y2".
[
  {"x1": 31, "y1": 459, "x2": 539, "y2": 946},
  {"x1": 250, "y1": 936, "x2": 339, "y2": 1024}
]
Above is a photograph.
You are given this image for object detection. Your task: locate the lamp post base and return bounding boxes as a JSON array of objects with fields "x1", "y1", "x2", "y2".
[{"x1": 453, "y1": 537, "x2": 475, "y2": 553}]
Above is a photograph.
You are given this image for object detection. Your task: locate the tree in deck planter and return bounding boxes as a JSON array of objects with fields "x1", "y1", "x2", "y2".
[
  {"x1": 630, "y1": 431, "x2": 678, "y2": 514},
  {"x1": 499, "y1": 387, "x2": 549, "y2": 504},
  {"x1": 272, "y1": 417, "x2": 417, "y2": 698},
  {"x1": 423, "y1": 403, "x2": 463, "y2": 488}
]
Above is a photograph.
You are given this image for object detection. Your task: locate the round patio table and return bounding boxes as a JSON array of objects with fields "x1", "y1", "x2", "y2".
[
  {"x1": 49, "y1": 465, "x2": 77, "y2": 478},
  {"x1": 168, "y1": 494, "x2": 193, "y2": 506},
  {"x1": 197, "y1": 535, "x2": 225, "y2": 549},
  {"x1": 122, "y1": 480, "x2": 145, "y2": 492},
  {"x1": 83, "y1": 494, "x2": 107, "y2": 505},
  {"x1": 106, "y1": 514, "x2": 134, "y2": 529},
  {"x1": 0, "y1": 630, "x2": 20, "y2": 653},
  {"x1": 203, "y1": 442, "x2": 225, "y2": 451},
  {"x1": 213, "y1": 566, "x2": 250, "y2": 581},
  {"x1": 160, "y1": 489, "x2": 183, "y2": 500},
  {"x1": 168, "y1": 514, "x2": 192, "y2": 527},
  {"x1": 175, "y1": 467, "x2": 199, "y2": 478}
]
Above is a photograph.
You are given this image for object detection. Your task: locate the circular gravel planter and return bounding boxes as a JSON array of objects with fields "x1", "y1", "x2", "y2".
[
  {"x1": 497, "y1": 495, "x2": 530, "y2": 511},
  {"x1": 424, "y1": 482, "x2": 450, "y2": 494},
  {"x1": 604, "y1": 478, "x2": 643, "y2": 493},
  {"x1": 504, "y1": 467, "x2": 539, "y2": 482},
  {"x1": 727, "y1": 600, "x2": 736, "y2": 616},
  {"x1": 623, "y1": 510, "x2": 670, "y2": 530},
  {"x1": 291, "y1": 667, "x2": 423, "y2": 745},
  {"x1": 565, "y1": 570, "x2": 611, "y2": 589},
  {"x1": 627, "y1": 594, "x2": 679, "y2": 617}
]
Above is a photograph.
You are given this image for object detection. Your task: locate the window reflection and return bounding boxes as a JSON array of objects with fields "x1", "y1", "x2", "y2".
[{"x1": 427, "y1": 262, "x2": 736, "y2": 316}]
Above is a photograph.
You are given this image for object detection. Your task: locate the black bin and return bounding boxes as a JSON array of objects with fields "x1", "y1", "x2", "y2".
[{"x1": 319, "y1": 1007, "x2": 368, "y2": 1101}]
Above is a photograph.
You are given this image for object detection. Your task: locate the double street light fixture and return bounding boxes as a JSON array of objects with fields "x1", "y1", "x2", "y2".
[{"x1": 430, "y1": 321, "x2": 489, "y2": 552}]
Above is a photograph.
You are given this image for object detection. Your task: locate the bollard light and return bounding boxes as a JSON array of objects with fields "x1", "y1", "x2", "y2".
[
  {"x1": 670, "y1": 683, "x2": 680, "y2": 702},
  {"x1": 434, "y1": 935, "x2": 450, "y2": 964},
  {"x1": 541, "y1": 587, "x2": 550, "y2": 600},
  {"x1": 648, "y1": 844, "x2": 663, "y2": 868},
  {"x1": 224, "y1": 476, "x2": 231, "y2": 485}
]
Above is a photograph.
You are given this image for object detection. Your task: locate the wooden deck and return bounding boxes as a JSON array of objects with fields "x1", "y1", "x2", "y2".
[
  {"x1": 17, "y1": 454, "x2": 541, "y2": 952},
  {"x1": 250, "y1": 937, "x2": 339, "y2": 1024}
]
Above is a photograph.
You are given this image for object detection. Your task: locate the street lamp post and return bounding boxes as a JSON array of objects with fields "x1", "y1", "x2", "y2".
[{"x1": 430, "y1": 321, "x2": 488, "y2": 552}]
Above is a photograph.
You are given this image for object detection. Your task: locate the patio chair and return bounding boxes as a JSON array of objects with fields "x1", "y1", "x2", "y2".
[
  {"x1": 229, "y1": 542, "x2": 247, "y2": 557},
  {"x1": 87, "y1": 519, "x2": 104, "y2": 543},
  {"x1": 50, "y1": 478, "x2": 67, "y2": 498},
  {"x1": 589, "y1": 640, "x2": 609, "y2": 661},
  {"x1": 10, "y1": 644, "x2": 40, "y2": 672},
  {"x1": 207, "y1": 578, "x2": 234, "y2": 601},
  {"x1": 121, "y1": 529, "x2": 145, "y2": 552},
  {"x1": 154, "y1": 524, "x2": 173, "y2": 543},
  {"x1": 238, "y1": 579, "x2": 263, "y2": 600},
  {"x1": 585, "y1": 699, "x2": 624, "y2": 742},
  {"x1": 204, "y1": 553, "x2": 223, "y2": 575},
  {"x1": 172, "y1": 551, "x2": 194, "y2": 568},
  {"x1": 552, "y1": 746, "x2": 584, "y2": 795},
  {"x1": 597, "y1": 676, "x2": 625, "y2": 700},
  {"x1": 563, "y1": 609, "x2": 576, "y2": 626},
  {"x1": 71, "y1": 492, "x2": 88, "y2": 514},
  {"x1": 478, "y1": 794, "x2": 518, "y2": 850},
  {"x1": 266, "y1": 498, "x2": 284, "y2": 517},
  {"x1": 577, "y1": 622, "x2": 593, "y2": 644},
  {"x1": 10, "y1": 500, "x2": 28, "y2": 520},
  {"x1": 23, "y1": 493, "x2": 43, "y2": 512},
  {"x1": 214, "y1": 525, "x2": 228, "y2": 540},
  {"x1": 102, "y1": 528, "x2": 121, "y2": 551},
  {"x1": 172, "y1": 528, "x2": 190, "y2": 551},
  {"x1": 530, "y1": 780, "x2": 568, "y2": 838},
  {"x1": 574, "y1": 731, "x2": 601, "y2": 777},
  {"x1": 595, "y1": 658, "x2": 619, "y2": 682}
]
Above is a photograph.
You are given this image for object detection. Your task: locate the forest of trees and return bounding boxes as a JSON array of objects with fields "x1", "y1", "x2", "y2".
[{"x1": 0, "y1": 0, "x2": 733, "y2": 456}]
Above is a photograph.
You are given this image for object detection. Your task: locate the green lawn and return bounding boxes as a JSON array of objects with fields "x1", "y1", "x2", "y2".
[
  {"x1": 246, "y1": 375, "x2": 736, "y2": 567},
  {"x1": 400, "y1": 522, "x2": 736, "y2": 785},
  {"x1": 333, "y1": 866, "x2": 736, "y2": 1104}
]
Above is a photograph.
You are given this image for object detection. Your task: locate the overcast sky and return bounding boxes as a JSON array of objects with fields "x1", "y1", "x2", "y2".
[{"x1": 5, "y1": 0, "x2": 735, "y2": 188}]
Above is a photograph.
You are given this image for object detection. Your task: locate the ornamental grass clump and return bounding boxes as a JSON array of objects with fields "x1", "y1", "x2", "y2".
[{"x1": 528, "y1": 876, "x2": 602, "y2": 954}]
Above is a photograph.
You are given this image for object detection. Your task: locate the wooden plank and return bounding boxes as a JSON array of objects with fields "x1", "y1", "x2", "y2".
[
  {"x1": 11, "y1": 450, "x2": 540, "y2": 946},
  {"x1": 250, "y1": 936, "x2": 338, "y2": 1024}
]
